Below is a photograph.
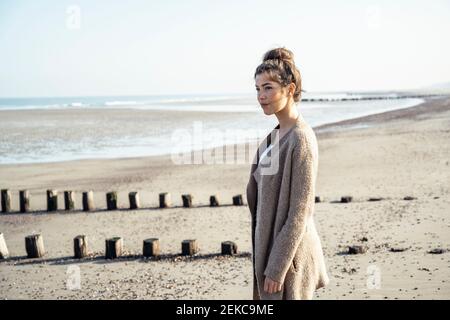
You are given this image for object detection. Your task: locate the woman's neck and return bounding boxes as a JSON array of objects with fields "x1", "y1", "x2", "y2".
[{"x1": 275, "y1": 101, "x2": 299, "y2": 130}]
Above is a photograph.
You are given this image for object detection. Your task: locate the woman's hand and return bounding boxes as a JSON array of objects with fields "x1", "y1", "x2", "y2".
[{"x1": 264, "y1": 276, "x2": 282, "y2": 294}]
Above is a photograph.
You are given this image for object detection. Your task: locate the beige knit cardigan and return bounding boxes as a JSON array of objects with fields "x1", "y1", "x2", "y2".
[{"x1": 246, "y1": 115, "x2": 330, "y2": 300}]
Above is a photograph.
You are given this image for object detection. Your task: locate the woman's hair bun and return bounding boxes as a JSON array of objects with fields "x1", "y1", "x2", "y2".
[{"x1": 262, "y1": 47, "x2": 295, "y2": 64}]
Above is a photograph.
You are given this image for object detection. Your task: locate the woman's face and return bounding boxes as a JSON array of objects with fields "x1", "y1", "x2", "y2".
[{"x1": 255, "y1": 72, "x2": 290, "y2": 115}]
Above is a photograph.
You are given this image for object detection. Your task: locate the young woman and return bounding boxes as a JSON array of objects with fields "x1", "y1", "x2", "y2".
[{"x1": 246, "y1": 47, "x2": 329, "y2": 300}]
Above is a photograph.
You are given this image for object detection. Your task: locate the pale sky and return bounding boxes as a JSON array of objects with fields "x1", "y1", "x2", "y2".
[{"x1": 0, "y1": 0, "x2": 449, "y2": 97}]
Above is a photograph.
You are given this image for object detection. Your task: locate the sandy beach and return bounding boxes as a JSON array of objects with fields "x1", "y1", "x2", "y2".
[{"x1": 0, "y1": 97, "x2": 449, "y2": 300}]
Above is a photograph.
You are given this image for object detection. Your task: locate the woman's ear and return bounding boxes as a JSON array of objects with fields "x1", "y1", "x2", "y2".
[{"x1": 289, "y1": 83, "x2": 296, "y2": 96}]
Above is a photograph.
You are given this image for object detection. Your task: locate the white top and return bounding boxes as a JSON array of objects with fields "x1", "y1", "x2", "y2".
[{"x1": 258, "y1": 144, "x2": 274, "y2": 165}]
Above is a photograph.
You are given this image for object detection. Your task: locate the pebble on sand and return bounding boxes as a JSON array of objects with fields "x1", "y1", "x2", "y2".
[
  {"x1": 389, "y1": 247, "x2": 409, "y2": 252},
  {"x1": 427, "y1": 248, "x2": 447, "y2": 254},
  {"x1": 348, "y1": 245, "x2": 368, "y2": 254}
]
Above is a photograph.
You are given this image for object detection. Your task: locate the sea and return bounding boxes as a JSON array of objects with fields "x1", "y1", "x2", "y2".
[{"x1": 0, "y1": 92, "x2": 424, "y2": 164}]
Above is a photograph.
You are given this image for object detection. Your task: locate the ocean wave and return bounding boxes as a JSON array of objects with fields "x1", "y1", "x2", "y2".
[
  {"x1": 104, "y1": 101, "x2": 141, "y2": 106},
  {"x1": 0, "y1": 104, "x2": 65, "y2": 110}
]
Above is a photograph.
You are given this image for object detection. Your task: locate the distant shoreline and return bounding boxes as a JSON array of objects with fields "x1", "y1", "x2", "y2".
[
  {"x1": 314, "y1": 96, "x2": 450, "y2": 134},
  {"x1": 0, "y1": 92, "x2": 444, "y2": 111}
]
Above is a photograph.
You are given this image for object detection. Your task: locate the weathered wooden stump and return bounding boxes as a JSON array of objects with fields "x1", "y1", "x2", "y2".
[
  {"x1": 389, "y1": 247, "x2": 408, "y2": 252},
  {"x1": 428, "y1": 248, "x2": 447, "y2": 254},
  {"x1": 82, "y1": 191, "x2": 95, "y2": 211},
  {"x1": 1, "y1": 189, "x2": 11, "y2": 213},
  {"x1": 129, "y1": 192, "x2": 140, "y2": 209},
  {"x1": 19, "y1": 190, "x2": 30, "y2": 213},
  {"x1": 46, "y1": 190, "x2": 58, "y2": 211},
  {"x1": 210, "y1": 195, "x2": 220, "y2": 207},
  {"x1": 25, "y1": 234, "x2": 45, "y2": 258},
  {"x1": 232, "y1": 194, "x2": 243, "y2": 206},
  {"x1": 221, "y1": 241, "x2": 238, "y2": 255},
  {"x1": 64, "y1": 191, "x2": 75, "y2": 211},
  {"x1": 106, "y1": 192, "x2": 118, "y2": 210},
  {"x1": 182, "y1": 194, "x2": 193, "y2": 208},
  {"x1": 181, "y1": 239, "x2": 198, "y2": 256},
  {"x1": 315, "y1": 196, "x2": 324, "y2": 203},
  {"x1": 159, "y1": 192, "x2": 171, "y2": 208},
  {"x1": 74, "y1": 235, "x2": 88, "y2": 258},
  {"x1": 348, "y1": 245, "x2": 367, "y2": 254},
  {"x1": 105, "y1": 237, "x2": 123, "y2": 259},
  {"x1": 341, "y1": 196, "x2": 353, "y2": 203},
  {"x1": 143, "y1": 238, "x2": 160, "y2": 257},
  {"x1": 0, "y1": 233, "x2": 9, "y2": 259}
]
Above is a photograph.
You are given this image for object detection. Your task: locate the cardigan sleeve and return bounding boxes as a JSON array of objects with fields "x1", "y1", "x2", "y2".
[
  {"x1": 263, "y1": 135, "x2": 317, "y2": 284},
  {"x1": 246, "y1": 153, "x2": 258, "y2": 220},
  {"x1": 246, "y1": 160, "x2": 258, "y2": 242},
  {"x1": 246, "y1": 159, "x2": 259, "y2": 288}
]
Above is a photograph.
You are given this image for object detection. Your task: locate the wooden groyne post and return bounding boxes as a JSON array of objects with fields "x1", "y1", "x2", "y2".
[
  {"x1": 106, "y1": 192, "x2": 118, "y2": 210},
  {"x1": 129, "y1": 192, "x2": 140, "y2": 209},
  {"x1": 159, "y1": 192, "x2": 171, "y2": 208},
  {"x1": 82, "y1": 191, "x2": 95, "y2": 211},
  {"x1": 25, "y1": 234, "x2": 45, "y2": 258},
  {"x1": 1, "y1": 189, "x2": 11, "y2": 213},
  {"x1": 232, "y1": 194, "x2": 243, "y2": 206},
  {"x1": 181, "y1": 239, "x2": 198, "y2": 256},
  {"x1": 209, "y1": 195, "x2": 219, "y2": 207},
  {"x1": 0, "y1": 233, "x2": 9, "y2": 259},
  {"x1": 182, "y1": 194, "x2": 193, "y2": 208},
  {"x1": 105, "y1": 237, "x2": 123, "y2": 259},
  {"x1": 20, "y1": 190, "x2": 30, "y2": 213},
  {"x1": 47, "y1": 190, "x2": 58, "y2": 211},
  {"x1": 143, "y1": 238, "x2": 160, "y2": 257},
  {"x1": 64, "y1": 191, "x2": 75, "y2": 211},
  {"x1": 341, "y1": 196, "x2": 353, "y2": 203},
  {"x1": 221, "y1": 241, "x2": 238, "y2": 255},
  {"x1": 74, "y1": 235, "x2": 88, "y2": 258}
]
